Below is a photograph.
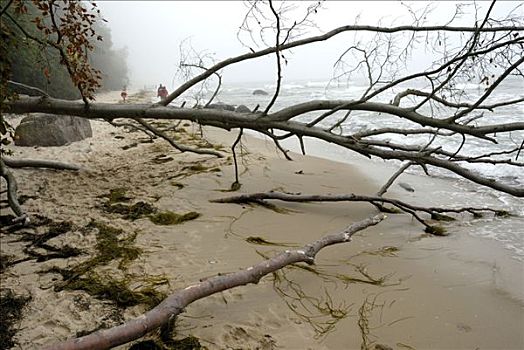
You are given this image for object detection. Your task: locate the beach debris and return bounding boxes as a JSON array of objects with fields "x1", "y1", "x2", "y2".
[
  {"x1": 106, "y1": 188, "x2": 131, "y2": 203},
  {"x1": 103, "y1": 201, "x2": 157, "y2": 220},
  {"x1": 122, "y1": 142, "x2": 138, "y2": 150},
  {"x1": 19, "y1": 220, "x2": 83, "y2": 263},
  {"x1": 398, "y1": 182, "x2": 415, "y2": 192},
  {"x1": 424, "y1": 225, "x2": 448, "y2": 236},
  {"x1": 149, "y1": 211, "x2": 201, "y2": 225},
  {"x1": 151, "y1": 154, "x2": 174, "y2": 164},
  {"x1": 363, "y1": 245, "x2": 399, "y2": 257},
  {"x1": 245, "y1": 236, "x2": 294, "y2": 247},
  {"x1": 431, "y1": 212, "x2": 455, "y2": 221},
  {"x1": 0, "y1": 289, "x2": 31, "y2": 349},
  {"x1": 170, "y1": 181, "x2": 185, "y2": 189},
  {"x1": 45, "y1": 221, "x2": 168, "y2": 309},
  {"x1": 456, "y1": 322, "x2": 472, "y2": 333}
]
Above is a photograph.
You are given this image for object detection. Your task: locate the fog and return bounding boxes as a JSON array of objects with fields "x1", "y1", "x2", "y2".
[{"x1": 96, "y1": 1, "x2": 521, "y2": 89}]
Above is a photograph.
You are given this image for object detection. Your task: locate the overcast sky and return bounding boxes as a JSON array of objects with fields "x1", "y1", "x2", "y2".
[{"x1": 96, "y1": 1, "x2": 522, "y2": 89}]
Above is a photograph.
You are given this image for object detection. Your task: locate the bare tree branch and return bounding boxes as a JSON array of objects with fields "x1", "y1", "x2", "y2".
[
  {"x1": 211, "y1": 191, "x2": 510, "y2": 234},
  {"x1": 376, "y1": 161, "x2": 414, "y2": 196},
  {"x1": 0, "y1": 159, "x2": 29, "y2": 224},
  {"x1": 41, "y1": 214, "x2": 386, "y2": 350},
  {"x1": 160, "y1": 23, "x2": 524, "y2": 106},
  {"x1": 7, "y1": 96, "x2": 523, "y2": 197},
  {"x1": 134, "y1": 118, "x2": 224, "y2": 158},
  {"x1": 8, "y1": 80, "x2": 50, "y2": 97},
  {"x1": 3, "y1": 157, "x2": 80, "y2": 170}
]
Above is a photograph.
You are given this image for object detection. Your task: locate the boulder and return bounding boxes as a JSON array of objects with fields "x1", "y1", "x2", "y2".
[
  {"x1": 235, "y1": 105, "x2": 251, "y2": 113},
  {"x1": 252, "y1": 89, "x2": 269, "y2": 96},
  {"x1": 14, "y1": 113, "x2": 92, "y2": 147},
  {"x1": 205, "y1": 102, "x2": 236, "y2": 111}
]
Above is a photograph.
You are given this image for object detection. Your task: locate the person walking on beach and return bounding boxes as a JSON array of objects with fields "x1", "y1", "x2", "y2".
[
  {"x1": 120, "y1": 86, "x2": 128, "y2": 102},
  {"x1": 157, "y1": 84, "x2": 168, "y2": 101}
]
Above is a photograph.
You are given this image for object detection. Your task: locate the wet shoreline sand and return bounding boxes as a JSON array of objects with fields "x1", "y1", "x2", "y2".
[{"x1": 1, "y1": 90, "x2": 522, "y2": 349}]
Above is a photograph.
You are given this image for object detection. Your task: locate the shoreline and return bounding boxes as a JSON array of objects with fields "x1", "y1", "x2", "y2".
[{"x1": 1, "y1": 90, "x2": 522, "y2": 349}]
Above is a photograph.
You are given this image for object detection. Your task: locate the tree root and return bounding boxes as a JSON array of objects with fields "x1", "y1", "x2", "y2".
[
  {"x1": 3, "y1": 157, "x2": 80, "y2": 171},
  {"x1": 134, "y1": 118, "x2": 224, "y2": 158},
  {"x1": 41, "y1": 214, "x2": 385, "y2": 350},
  {"x1": 0, "y1": 158, "x2": 80, "y2": 225},
  {"x1": 211, "y1": 191, "x2": 509, "y2": 236},
  {"x1": 0, "y1": 159, "x2": 29, "y2": 225}
]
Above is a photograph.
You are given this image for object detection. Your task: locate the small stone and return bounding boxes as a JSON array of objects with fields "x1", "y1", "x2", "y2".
[
  {"x1": 399, "y1": 182, "x2": 415, "y2": 192},
  {"x1": 252, "y1": 89, "x2": 269, "y2": 95}
]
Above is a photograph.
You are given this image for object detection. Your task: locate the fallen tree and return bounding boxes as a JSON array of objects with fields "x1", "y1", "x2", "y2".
[
  {"x1": 1, "y1": 0, "x2": 523, "y2": 349},
  {"x1": 39, "y1": 214, "x2": 385, "y2": 350}
]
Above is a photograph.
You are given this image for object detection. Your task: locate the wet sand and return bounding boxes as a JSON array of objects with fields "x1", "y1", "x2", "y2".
[{"x1": 1, "y1": 90, "x2": 522, "y2": 349}]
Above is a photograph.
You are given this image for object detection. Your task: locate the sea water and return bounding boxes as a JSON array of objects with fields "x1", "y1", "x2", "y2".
[{"x1": 171, "y1": 78, "x2": 524, "y2": 260}]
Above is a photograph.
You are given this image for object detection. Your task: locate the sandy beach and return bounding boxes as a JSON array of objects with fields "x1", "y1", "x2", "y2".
[{"x1": 1, "y1": 90, "x2": 523, "y2": 349}]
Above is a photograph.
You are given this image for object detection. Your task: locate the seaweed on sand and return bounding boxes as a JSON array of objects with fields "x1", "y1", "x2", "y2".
[
  {"x1": 52, "y1": 271, "x2": 167, "y2": 308},
  {"x1": 47, "y1": 221, "x2": 168, "y2": 309},
  {"x1": 104, "y1": 201, "x2": 157, "y2": 220},
  {"x1": 149, "y1": 211, "x2": 200, "y2": 225},
  {"x1": 19, "y1": 220, "x2": 84, "y2": 262},
  {"x1": 0, "y1": 289, "x2": 31, "y2": 349}
]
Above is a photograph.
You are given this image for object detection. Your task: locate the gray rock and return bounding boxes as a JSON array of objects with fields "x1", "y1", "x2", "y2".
[
  {"x1": 235, "y1": 104, "x2": 251, "y2": 113},
  {"x1": 14, "y1": 113, "x2": 92, "y2": 147},
  {"x1": 398, "y1": 182, "x2": 415, "y2": 192},
  {"x1": 252, "y1": 89, "x2": 268, "y2": 96},
  {"x1": 205, "y1": 102, "x2": 236, "y2": 111}
]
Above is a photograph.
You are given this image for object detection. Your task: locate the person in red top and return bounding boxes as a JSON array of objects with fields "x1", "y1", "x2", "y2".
[{"x1": 157, "y1": 84, "x2": 168, "y2": 101}]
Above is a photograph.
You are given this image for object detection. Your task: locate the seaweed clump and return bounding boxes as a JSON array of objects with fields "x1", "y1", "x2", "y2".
[
  {"x1": 104, "y1": 201, "x2": 157, "y2": 220},
  {"x1": 424, "y1": 225, "x2": 448, "y2": 236},
  {"x1": 101, "y1": 189, "x2": 157, "y2": 220},
  {"x1": 20, "y1": 220, "x2": 83, "y2": 263},
  {"x1": 0, "y1": 289, "x2": 31, "y2": 349},
  {"x1": 108, "y1": 188, "x2": 132, "y2": 203},
  {"x1": 431, "y1": 213, "x2": 456, "y2": 222},
  {"x1": 56, "y1": 272, "x2": 166, "y2": 308},
  {"x1": 0, "y1": 254, "x2": 16, "y2": 274},
  {"x1": 89, "y1": 221, "x2": 142, "y2": 267},
  {"x1": 149, "y1": 211, "x2": 200, "y2": 225},
  {"x1": 48, "y1": 221, "x2": 167, "y2": 309}
]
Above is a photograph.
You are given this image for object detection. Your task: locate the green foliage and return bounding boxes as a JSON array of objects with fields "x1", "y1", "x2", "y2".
[{"x1": 3, "y1": 1, "x2": 128, "y2": 100}]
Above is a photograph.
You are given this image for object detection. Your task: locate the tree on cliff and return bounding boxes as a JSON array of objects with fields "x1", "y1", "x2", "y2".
[{"x1": 1, "y1": 0, "x2": 523, "y2": 349}]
